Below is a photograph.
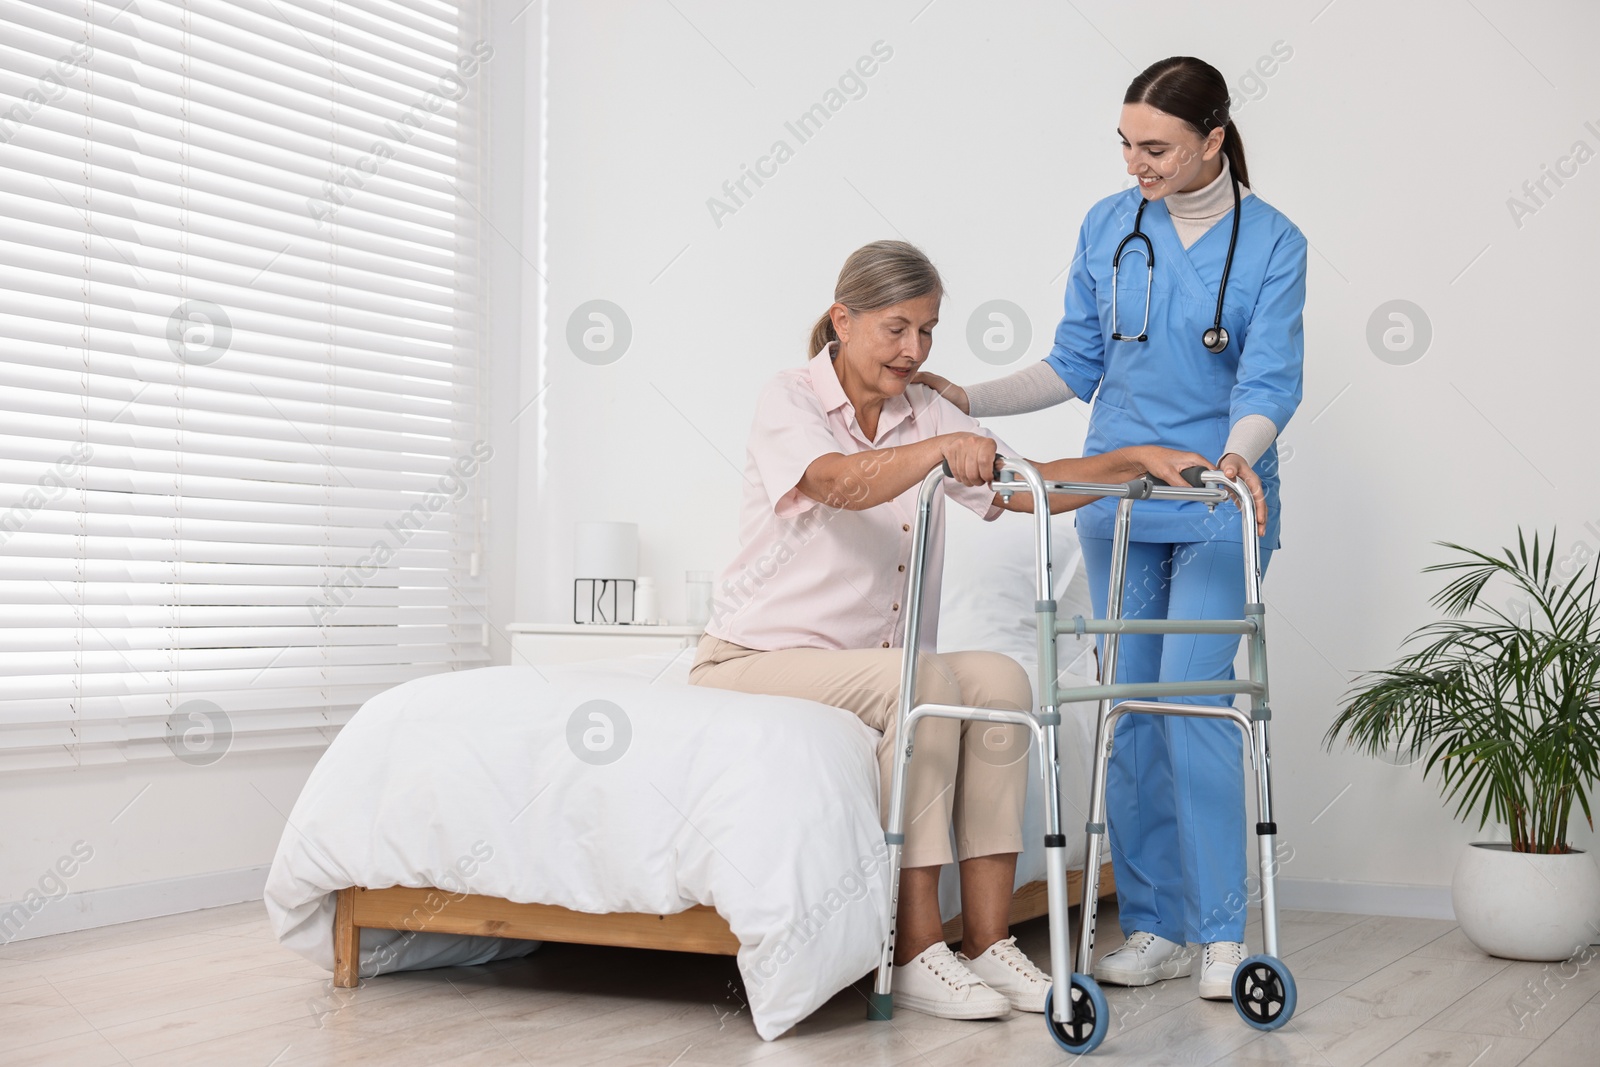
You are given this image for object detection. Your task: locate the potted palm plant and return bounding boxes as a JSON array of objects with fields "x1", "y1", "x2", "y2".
[{"x1": 1327, "y1": 531, "x2": 1600, "y2": 961}]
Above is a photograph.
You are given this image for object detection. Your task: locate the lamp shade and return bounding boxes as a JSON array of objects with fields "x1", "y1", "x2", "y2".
[{"x1": 573, "y1": 521, "x2": 639, "y2": 579}]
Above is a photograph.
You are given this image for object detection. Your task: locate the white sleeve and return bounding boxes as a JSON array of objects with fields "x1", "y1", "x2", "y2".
[
  {"x1": 1221, "y1": 414, "x2": 1279, "y2": 466},
  {"x1": 965, "y1": 361, "x2": 1077, "y2": 418},
  {"x1": 747, "y1": 377, "x2": 849, "y2": 518}
]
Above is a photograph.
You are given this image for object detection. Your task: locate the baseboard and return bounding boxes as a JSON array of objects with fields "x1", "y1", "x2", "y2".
[
  {"x1": 0, "y1": 869, "x2": 1469, "y2": 945},
  {"x1": 1275, "y1": 876, "x2": 1455, "y2": 920},
  {"x1": 0, "y1": 865, "x2": 268, "y2": 944}
]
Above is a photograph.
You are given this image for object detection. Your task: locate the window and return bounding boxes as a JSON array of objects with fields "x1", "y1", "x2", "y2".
[{"x1": 0, "y1": 0, "x2": 490, "y2": 769}]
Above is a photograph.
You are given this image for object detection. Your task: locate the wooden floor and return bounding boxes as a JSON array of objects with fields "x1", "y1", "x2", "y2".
[{"x1": 1, "y1": 900, "x2": 1596, "y2": 1066}]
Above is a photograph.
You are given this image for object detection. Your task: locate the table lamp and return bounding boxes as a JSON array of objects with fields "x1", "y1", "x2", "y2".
[{"x1": 573, "y1": 521, "x2": 638, "y2": 624}]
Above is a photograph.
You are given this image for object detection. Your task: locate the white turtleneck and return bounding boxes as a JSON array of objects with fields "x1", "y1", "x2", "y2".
[
  {"x1": 963, "y1": 157, "x2": 1278, "y2": 466},
  {"x1": 1164, "y1": 156, "x2": 1251, "y2": 249}
]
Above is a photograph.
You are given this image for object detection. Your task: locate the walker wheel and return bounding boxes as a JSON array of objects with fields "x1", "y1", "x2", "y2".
[
  {"x1": 1232, "y1": 954, "x2": 1296, "y2": 1031},
  {"x1": 1044, "y1": 974, "x2": 1108, "y2": 1055}
]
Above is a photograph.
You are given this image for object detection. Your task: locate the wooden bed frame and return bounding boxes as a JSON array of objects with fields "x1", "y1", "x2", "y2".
[{"x1": 332, "y1": 863, "x2": 1115, "y2": 987}]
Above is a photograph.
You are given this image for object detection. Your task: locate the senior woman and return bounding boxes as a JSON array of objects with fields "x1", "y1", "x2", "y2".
[{"x1": 690, "y1": 240, "x2": 1248, "y2": 1022}]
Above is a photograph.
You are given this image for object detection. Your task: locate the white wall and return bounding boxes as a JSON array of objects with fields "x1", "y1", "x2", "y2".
[
  {"x1": 0, "y1": 753, "x2": 323, "y2": 940},
  {"x1": 516, "y1": 0, "x2": 1600, "y2": 909}
]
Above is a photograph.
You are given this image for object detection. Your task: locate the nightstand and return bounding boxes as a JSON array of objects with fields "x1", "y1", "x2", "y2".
[{"x1": 507, "y1": 622, "x2": 704, "y2": 665}]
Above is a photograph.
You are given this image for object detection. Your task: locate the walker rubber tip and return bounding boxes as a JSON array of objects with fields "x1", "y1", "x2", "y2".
[{"x1": 866, "y1": 991, "x2": 894, "y2": 1020}]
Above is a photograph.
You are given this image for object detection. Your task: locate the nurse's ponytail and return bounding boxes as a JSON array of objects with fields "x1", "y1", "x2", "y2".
[
  {"x1": 1220, "y1": 122, "x2": 1249, "y2": 190},
  {"x1": 808, "y1": 240, "x2": 944, "y2": 358},
  {"x1": 1125, "y1": 56, "x2": 1250, "y2": 188}
]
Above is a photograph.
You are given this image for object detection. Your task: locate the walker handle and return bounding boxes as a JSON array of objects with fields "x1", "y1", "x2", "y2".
[
  {"x1": 1124, "y1": 475, "x2": 1156, "y2": 499},
  {"x1": 939, "y1": 454, "x2": 1008, "y2": 480},
  {"x1": 1126, "y1": 465, "x2": 1208, "y2": 498}
]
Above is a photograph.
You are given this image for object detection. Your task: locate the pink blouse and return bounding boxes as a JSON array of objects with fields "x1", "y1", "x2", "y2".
[{"x1": 705, "y1": 346, "x2": 1012, "y2": 652}]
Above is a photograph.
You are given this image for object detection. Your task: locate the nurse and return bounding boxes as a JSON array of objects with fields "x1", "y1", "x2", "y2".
[{"x1": 916, "y1": 56, "x2": 1306, "y2": 1000}]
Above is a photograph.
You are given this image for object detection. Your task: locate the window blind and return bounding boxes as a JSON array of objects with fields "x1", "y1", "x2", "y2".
[{"x1": 0, "y1": 0, "x2": 490, "y2": 770}]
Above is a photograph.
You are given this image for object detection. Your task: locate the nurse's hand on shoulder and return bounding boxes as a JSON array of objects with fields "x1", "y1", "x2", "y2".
[
  {"x1": 1218, "y1": 453, "x2": 1269, "y2": 537},
  {"x1": 938, "y1": 432, "x2": 996, "y2": 487},
  {"x1": 911, "y1": 371, "x2": 970, "y2": 415}
]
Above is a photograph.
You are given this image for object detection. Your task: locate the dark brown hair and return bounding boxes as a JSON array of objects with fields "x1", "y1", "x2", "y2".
[
  {"x1": 1124, "y1": 57, "x2": 1249, "y2": 187},
  {"x1": 808, "y1": 240, "x2": 943, "y2": 358}
]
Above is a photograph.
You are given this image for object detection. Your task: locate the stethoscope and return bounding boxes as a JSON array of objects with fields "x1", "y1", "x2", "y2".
[{"x1": 1110, "y1": 171, "x2": 1241, "y2": 354}]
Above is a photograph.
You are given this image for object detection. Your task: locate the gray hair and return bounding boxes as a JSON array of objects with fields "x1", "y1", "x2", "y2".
[{"x1": 808, "y1": 240, "x2": 943, "y2": 357}]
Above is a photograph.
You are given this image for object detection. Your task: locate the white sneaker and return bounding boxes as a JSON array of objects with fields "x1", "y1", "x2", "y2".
[
  {"x1": 1198, "y1": 941, "x2": 1245, "y2": 1000},
  {"x1": 1092, "y1": 931, "x2": 1193, "y2": 987},
  {"x1": 892, "y1": 942, "x2": 1012, "y2": 1020},
  {"x1": 959, "y1": 935, "x2": 1050, "y2": 1013}
]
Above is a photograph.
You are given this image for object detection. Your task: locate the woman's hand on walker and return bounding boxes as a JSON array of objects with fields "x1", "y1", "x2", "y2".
[
  {"x1": 939, "y1": 433, "x2": 997, "y2": 487},
  {"x1": 1218, "y1": 453, "x2": 1269, "y2": 536},
  {"x1": 912, "y1": 371, "x2": 971, "y2": 415}
]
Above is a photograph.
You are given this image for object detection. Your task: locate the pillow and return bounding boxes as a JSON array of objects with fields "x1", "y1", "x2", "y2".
[{"x1": 938, "y1": 506, "x2": 1095, "y2": 689}]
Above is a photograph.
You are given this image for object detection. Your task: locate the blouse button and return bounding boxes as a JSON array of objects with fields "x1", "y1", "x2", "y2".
[
  {"x1": 902, "y1": 524, "x2": 910, "y2": 532},
  {"x1": 892, "y1": 603, "x2": 900, "y2": 611},
  {"x1": 881, "y1": 641, "x2": 890, "y2": 648},
  {"x1": 898, "y1": 564, "x2": 905, "y2": 572}
]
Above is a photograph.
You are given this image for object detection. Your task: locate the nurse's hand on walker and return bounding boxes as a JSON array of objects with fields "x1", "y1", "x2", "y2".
[{"x1": 1216, "y1": 452, "x2": 1268, "y2": 537}]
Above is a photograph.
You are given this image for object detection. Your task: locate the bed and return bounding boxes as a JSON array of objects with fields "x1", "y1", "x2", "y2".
[{"x1": 266, "y1": 505, "x2": 1110, "y2": 1039}]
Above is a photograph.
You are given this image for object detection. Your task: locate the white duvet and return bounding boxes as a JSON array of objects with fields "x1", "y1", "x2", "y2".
[
  {"x1": 264, "y1": 653, "x2": 893, "y2": 1040},
  {"x1": 266, "y1": 506, "x2": 1101, "y2": 1041}
]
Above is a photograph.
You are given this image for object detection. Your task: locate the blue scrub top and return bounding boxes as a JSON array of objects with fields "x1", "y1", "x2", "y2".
[{"x1": 1045, "y1": 186, "x2": 1307, "y2": 549}]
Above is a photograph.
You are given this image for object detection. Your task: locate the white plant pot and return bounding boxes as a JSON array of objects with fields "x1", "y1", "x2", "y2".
[{"x1": 1451, "y1": 842, "x2": 1600, "y2": 961}]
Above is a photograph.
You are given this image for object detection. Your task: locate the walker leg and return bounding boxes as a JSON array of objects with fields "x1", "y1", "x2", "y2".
[
  {"x1": 1237, "y1": 601, "x2": 1296, "y2": 1032},
  {"x1": 869, "y1": 718, "x2": 918, "y2": 1021},
  {"x1": 1242, "y1": 596, "x2": 1281, "y2": 959},
  {"x1": 1039, "y1": 719, "x2": 1074, "y2": 1017},
  {"x1": 871, "y1": 476, "x2": 947, "y2": 1020},
  {"x1": 1252, "y1": 723, "x2": 1281, "y2": 959},
  {"x1": 1074, "y1": 498, "x2": 1135, "y2": 977},
  {"x1": 1075, "y1": 700, "x2": 1114, "y2": 979},
  {"x1": 1023, "y1": 497, "x2": 1080, "y2": 1016},
  {"x1": 867, "y1": 841, "x2": 902, "y2": 1020},
  {"x1": 1238, "y1": 556, "x2": 1280, "y2": 959}
]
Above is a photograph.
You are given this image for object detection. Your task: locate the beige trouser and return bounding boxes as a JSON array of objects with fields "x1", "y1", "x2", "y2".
[{"x1": 689, "y1": 635, "x2": 1032, "y2": 869}]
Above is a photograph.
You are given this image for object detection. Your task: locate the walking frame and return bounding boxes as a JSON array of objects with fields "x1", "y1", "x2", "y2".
[{"x1": 866, "y1": 456, "x2": 1296, "y2": 1054}]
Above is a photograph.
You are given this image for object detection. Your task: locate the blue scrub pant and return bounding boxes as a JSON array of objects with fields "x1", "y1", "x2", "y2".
[{"x1": 1079, "y1": 535, "x2": 1274, "y2": 945}]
